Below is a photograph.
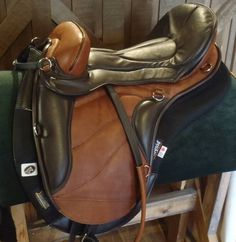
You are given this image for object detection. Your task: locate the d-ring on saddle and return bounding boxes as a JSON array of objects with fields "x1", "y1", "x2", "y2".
[{"x1": 13, "y1": 3, "x2": 231, "y2": 242}]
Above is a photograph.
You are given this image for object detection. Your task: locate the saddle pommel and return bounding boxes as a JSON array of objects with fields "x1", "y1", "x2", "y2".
[{"x1": 46, "y1": 21, "x2": 91, "y2": 76}]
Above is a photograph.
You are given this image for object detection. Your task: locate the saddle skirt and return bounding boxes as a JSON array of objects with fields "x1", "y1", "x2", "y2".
[{"x1": 12, "y1": 3, "x2": 231, "y2": 242}]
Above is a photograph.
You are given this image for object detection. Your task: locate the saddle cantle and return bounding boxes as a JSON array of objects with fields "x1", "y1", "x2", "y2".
[{"x1": 12, "y1": 3, "x2": 231, "y2": 242}]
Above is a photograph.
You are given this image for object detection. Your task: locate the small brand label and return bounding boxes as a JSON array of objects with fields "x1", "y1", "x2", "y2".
[
  {"x1": 21, "y1": 163, "x2": 38, "y2": 177},
  {"x1": 157, "y1": 145, "x2": 168, "y2": 158},
  {"x1": 153, "y1": 139, "x2": 162, "y2": 158}
]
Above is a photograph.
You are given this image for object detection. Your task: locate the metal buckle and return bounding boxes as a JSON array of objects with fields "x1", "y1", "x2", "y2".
[
  {"x1": 144, "y1": 164, "x2": 151, "y2": 178},
  {"x1": 80, "y1": 234, "x2": 98, "y2": 242},
  {"x1": 38, "y1": 57, "x2": 53, "y2": 72},
  {"x1": 152, "y1": 89, "x2": 165, "y2": 102},
  {"x1": 81, "y1": 234, "x2": 87, "y2": 242},
  {"x1": 42, "y1": 38, "x2": 52, "y2": 55}
]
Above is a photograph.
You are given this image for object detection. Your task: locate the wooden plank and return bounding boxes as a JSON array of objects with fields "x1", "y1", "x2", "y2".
[
  {"x1": 51, "y1": 0, "x2": 100, "y2": 46},
  {"x1": 31, "y1": 0, "x2": 52, "y2": 37},
  {"x1": 186, "y1": 0, "x2": 211, "y2": 6},
  {"x1": 230, "y1": 17, "x2": 236, "y2": 73},
  {"x1": 129, "y1": 188, "x2": 197, "y2": 225},
  {"x1": 62, "y1": 0, "x2": 72, "y2": 9},
  {"x1": 216, "y1": 0, "x2": 236, "y2": 47},
  {"x1": 166, "y1": 213, "x2": 190, "y2": 242},
  {"x1": 27, "y1": 188, "x2": 196, "y2": 240},
  {"x1": 218, "y1": 21, "x2": 231, "y2": 62},
  {"x1": 24, "y1": 203, "x2": 38, "y2": 224},
  {"x1": 0, "y1": 0, "x2": 32, "y2": 57},
  {"x1": 0, "y1": 22, "x2": 32, "y2": 69},
  {"x1": 124, "y1": 0, "x2": 132, "y2": 47},
  {"x1": 208, "y1": 172, "x2": 231, "y2": 235},
  {"x1": 131, "y1": 0, "x2": 160, "y2": 44},
  {"x1": 0, "y1": 0, "x2": 7, "y2": 23},
  {"x1": 191, "y1": 179, "x2": 209, "y2": 242},
  {"x1": 72, "y1": 0, "x2": 95, "y2": 32},
  {"x1": 210, "y1": 0, "x2": 223, "y2": 11},
  {"x1": 225, "y1": 17, "x2": 236, "y2": 71},
  {"x1": 232, "y1": 43, "x2": 236, "y2": 73},
  {"x1": 29, "y1": 219, "x2": 166, "y2": 242},
  {"x1": 94, "y1": 0, "x2": 103, "y2": 41},
  {"x1": 202, "y1": 174, "x2": 221, "y2": 227},
  {"x1": 5, "y1": 0, "x2": 17, "y2": 10},
  {"x1": 103, "y1": 0, "x2": 124, "y2": 48},
  {"x1": 11, "y1": 204, "x2": 30, "y2": 242},
  {"x1": 159, "y1": 0, "x2": 185, "y2": 19}
]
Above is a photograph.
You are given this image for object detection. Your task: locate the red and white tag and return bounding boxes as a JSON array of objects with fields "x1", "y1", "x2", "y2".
[{"x1": 157, "y1": 145, "x2": 168, "y2": 158}]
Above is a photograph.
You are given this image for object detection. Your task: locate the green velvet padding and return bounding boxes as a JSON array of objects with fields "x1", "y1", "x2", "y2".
[
  {"x1": 158, "y1": 74, "x2": 236, "y2": 184},
  {"x1": 0, "y1": 71, "x2": 27, "y2": 206}
]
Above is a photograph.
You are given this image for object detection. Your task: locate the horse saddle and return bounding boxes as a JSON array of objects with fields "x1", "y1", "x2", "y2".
[{"x1": 13, "y1": 3, "x2": 231, "y2": 242}]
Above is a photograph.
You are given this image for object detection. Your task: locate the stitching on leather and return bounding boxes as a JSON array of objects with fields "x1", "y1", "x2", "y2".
[
  {"x1": 72, "y1": 118, "x2": 119, "y2": 148},
  {"x1": 56, "y1": 140, "x2": 129, "y2": 195}
]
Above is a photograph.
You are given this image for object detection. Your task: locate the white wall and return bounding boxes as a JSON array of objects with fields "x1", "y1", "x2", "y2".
[{"x1": 220, "y1": 171, "x2": 236, "y2": 242}]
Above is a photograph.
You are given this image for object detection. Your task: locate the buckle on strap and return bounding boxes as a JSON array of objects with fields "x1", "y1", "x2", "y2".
[{"x1": 81, "y1": 234, "x2": 98, "y2": 242}]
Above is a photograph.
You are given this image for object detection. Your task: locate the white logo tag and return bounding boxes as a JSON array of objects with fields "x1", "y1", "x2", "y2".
[
  {"x1": 157, "y1": 145, "x2": 168, "y2": 158},
  {"x1": 21, "y1": 163, "x2": 38, "y2": 177}
]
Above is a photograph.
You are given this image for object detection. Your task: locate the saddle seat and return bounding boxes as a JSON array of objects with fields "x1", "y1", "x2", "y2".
[
  {"x1": 88, "y1": 4, "x2": 216, "y2": 82},
  {"x1": 44, "y1": 4, "x2": 216, "y2": 95}
]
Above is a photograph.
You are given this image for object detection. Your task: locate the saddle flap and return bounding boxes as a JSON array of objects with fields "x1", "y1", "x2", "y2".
[{"x1": 46, "y1": 21, "x2": 91, "y2": 76}]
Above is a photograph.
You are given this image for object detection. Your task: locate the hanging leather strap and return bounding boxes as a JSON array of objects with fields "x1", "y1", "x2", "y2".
[{"x1": 106, "y1": 85, "x2": 148, "y2": 242}]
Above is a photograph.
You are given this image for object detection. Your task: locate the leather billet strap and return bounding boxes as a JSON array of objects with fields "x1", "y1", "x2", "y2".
[{"x1": 105, "y1": 85, "x2": 148, "y2": 242}]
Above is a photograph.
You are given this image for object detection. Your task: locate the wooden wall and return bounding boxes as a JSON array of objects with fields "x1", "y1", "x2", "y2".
[{"x1": 0, "y1": 0, "x2": 235, "y2": 71}]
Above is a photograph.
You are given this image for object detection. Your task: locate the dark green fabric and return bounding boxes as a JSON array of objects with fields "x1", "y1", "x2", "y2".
[
  {"x1": 0, "y1": 71, "x2": 27, "y2": 206},
  {"x1": 0, "y1": 71, "x2": 236, "y2": 205},
  {"x1": 158, "y1": 74, "x2": 236, "y2": 184}
]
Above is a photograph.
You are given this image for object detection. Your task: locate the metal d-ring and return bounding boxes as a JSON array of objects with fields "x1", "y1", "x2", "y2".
[
  {"x1": 38, "y1": 57, "x2": 53, "y2": 72},
  {"x1": 200, "y1": 62, "x2": 213, "y2": 73},
  {"x1": 31, "y1": 37, "x2": 40, "y2": 44},
  {"x1": 152, "y1": 89, "x2": 165, "y2": 102}
]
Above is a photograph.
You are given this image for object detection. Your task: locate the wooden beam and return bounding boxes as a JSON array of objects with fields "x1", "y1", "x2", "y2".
[
  {"x1": 216, "y1": 0, "x2": 236, "y2": 47},
  {"x1": 208, "y1": 172, "x2": 231, "y2": 235},
  {"x1": 0, "y1": 0, "x2": 7, "y2": 23},
  {"x1": 11, "y1": 204, "x2": 30, "y2": 242},
  {"x1": 50, "y1": 0, "x2": 101, "y2": 46},
  {"x1": 191, "y1": 179, "x2": 209, "y2": 242},
  {"x1": 27, "y1": 188, "x2": 197, "y2": 241},
  {"x1": 31, "y1": 0, "x2": 52, "y2": 37},
  {"x1": 0, "y1": 0, "x2": 32, "y2": 57},
  {"x1": 129, "y1": 188, "x2": 197, "y2": 225},
  {"x1": 203, "y1": 174, "x2": 221, "y2": 227}
]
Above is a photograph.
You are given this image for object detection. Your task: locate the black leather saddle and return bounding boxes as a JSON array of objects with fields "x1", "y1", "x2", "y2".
[{"x1": 12, "y1": 3, "x2": 231, "y2": 242}]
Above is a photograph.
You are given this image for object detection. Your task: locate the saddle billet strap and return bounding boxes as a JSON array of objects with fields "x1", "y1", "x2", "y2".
[{"x1": 106, "y1": 85, "x2": 147, "y2": 242}]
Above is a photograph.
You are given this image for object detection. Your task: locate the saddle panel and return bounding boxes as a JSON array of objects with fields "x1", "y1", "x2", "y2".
[{"x1": 53, "y1": 89, "x2": 139, "y2": 224}]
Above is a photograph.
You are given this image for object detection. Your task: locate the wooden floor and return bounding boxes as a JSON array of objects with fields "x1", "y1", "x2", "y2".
[
  {"x1": 98, "y1": 220, "x2": 166, "y2": 242},
  {"x1": 31, "y1": 220, "x2": 166, "y2": 242}
]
